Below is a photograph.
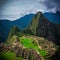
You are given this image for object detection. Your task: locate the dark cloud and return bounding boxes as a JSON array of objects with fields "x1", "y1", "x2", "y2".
[
  {"x1": 44, "y1": 0, "x2": 55, "y2": 9},
  {"x1": 0, "y1": 0, "x2": 9, "y2": 14},
  {"x1": 0, "y1": 0, "x2": 14, "y2": 8},
  {"x1": 53, "y1": 0, "x2": 60, "y2": 10},
  {"x1": 44, "y1": 0, "x2": 60, "y2": 11},
  {"x1": 0, "y1": 0, "x2": 8, "y2": 7}
]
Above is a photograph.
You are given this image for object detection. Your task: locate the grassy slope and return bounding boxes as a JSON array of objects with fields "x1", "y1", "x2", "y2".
[
  {"x1": 0, "y1": 52, "x2": 16, "y2": 60},
  {"x1": 16, "y1": 57, "x2": 23, "y2": 60},
  {"x1": 20, "y1": 37, "x2": 47, "y2": 57},
  {"x1": 5, "y1": 35, "x2": 47, "y2": 59},
  {"x1": 0, "y1": 52, "x2": 23, "y2": 60}
]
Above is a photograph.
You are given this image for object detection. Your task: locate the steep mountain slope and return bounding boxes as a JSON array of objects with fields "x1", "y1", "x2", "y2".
[
  {"x1": 6, "y1": 26, "x2": 25, "y2": 44},
  {"x1": 24, "y1": 12, "x2": 60, "y2": 45}
]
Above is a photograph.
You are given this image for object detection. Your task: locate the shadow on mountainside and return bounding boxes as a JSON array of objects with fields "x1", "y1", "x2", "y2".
[{"x1": 49, "y1": 47, "x2": 60, "y2": 60}]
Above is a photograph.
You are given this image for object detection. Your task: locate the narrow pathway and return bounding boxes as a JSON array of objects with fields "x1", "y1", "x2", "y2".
[{"x1": 33, "y1": 36, "x2": 42, "y2": 49}]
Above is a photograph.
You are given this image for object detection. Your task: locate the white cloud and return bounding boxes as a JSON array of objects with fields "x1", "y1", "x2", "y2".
[{"x1": 0, "y1": 0, "x2": 59, "y2": 21}]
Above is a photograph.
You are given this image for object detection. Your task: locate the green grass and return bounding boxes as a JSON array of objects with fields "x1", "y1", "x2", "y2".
[
  {"x1": 0, "y1": 52, "x2": 16, "y2": 60},
  {"x1": 0, "y1": 52, "x2": 23, "y2": 60},
  {"x1": 20, "y1": 37, "x2": 47, "y2": 57},
  {"x1": 16, "y1": 57, "x2": 23, "y2": 60}
]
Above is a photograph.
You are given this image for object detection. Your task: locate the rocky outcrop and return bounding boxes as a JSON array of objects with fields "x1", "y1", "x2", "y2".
[
  {"x1": 22, "y1": 48, "x2": 29, "y2": 59},
  {"x1": 29, "y1": 49, "x2": 42, "y2": 60}
]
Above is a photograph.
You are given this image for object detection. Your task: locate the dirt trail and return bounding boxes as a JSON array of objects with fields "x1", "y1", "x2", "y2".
[{"x1": 33, "y1": 36, "x2": 42, "y2": 50}]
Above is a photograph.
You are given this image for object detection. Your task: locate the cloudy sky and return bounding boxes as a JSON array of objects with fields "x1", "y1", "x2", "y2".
[{"x1": 0, "y1": 0, "x2": 60, "y2": 20}]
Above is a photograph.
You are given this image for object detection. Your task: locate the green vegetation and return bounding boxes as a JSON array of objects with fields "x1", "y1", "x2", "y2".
[
  {"x1": 7, "y1": 26, "x2": 17, "y2": 41},
  {"x1": 7, "y1": 26, "x2": 23, "y2": 41},
  {"x1": 0, "y1": 52, "x2": 23, "y2": 60},
  {"x1": 5, "y1": 36, "x2": 17, "y2": 44},
  {"x1": 20, "y1": 37, "x2": 47, "y2": 57},
  {"x1": 0, "y1": 52, "x2": 16, "y2": 60},
  {"x1": 16, "y1": 32, "x2": 23, "y2": 37},
  {"x1": 29, "y1": 12, "x2": 41, "y2": 35},
  {"x1": 16, "y1": 57, "x2": 23, "y2": 60}
]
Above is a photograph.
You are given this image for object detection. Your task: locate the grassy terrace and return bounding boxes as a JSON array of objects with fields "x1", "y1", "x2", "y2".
[
  {"x1": 2, "y1": 36, "x2": 48, "y2": 60},
  {"x1": 20, "y1": 37, "x2": 47, "y2": 57},
  {"x1": 0, "y1": 52, "x2": 23, "y2": 60}
]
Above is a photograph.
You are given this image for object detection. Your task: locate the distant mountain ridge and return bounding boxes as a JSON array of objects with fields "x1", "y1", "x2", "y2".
[
  {"x1": 44, "y1": 11, "x2": 60, "y2": 24},
  {"x1": 0, "y1": 11, "x2": 60, "y2": 43},
  {"x1": 0, "y1": 14, "x2": 34, "y2": 42}
]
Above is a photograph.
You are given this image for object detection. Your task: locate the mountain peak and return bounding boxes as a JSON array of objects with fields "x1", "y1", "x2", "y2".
[
  {"x1": 36, "y1": 11, "x2": 43, "y2": 16},
  {"x1": 28, "y1": 11, "x2": 60, "y2": 45},
  {"x1": 6, "y1": 26, "x2": 21, "y2": 41},
  {"x1": 37, "y1": 11, "x2": 42, "y2": 14}
]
